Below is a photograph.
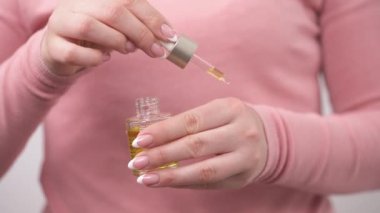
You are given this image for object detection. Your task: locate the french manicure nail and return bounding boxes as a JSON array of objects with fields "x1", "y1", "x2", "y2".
[
  {"x1": 132, "y1": 135, "x2": 153, "y2": 148},
  {"x1": 161, "y1": 24, "x2": 177, "y2": 42},
  {"x1": 128, "y1": 156, "x2": 149, "y2": 170},
  {"x1": 151, "y1": 43, "x2": 166, "y2": 58},
  {"x1": 137, "y1": 174, "x2": 160, "y2": 185}
]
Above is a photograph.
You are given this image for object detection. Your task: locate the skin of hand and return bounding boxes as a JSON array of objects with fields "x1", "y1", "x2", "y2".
[
  {"x1": 41, "y1": 0, "x2": 177, "y2": 76},
  {"x1": 127, "y1": 98, "x2": 268, "y2": 189}
]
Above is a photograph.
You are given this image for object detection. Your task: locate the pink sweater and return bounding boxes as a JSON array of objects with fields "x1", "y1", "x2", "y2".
[{"x1": 1, "y1": 0, "x2": 380, "y2": 212}]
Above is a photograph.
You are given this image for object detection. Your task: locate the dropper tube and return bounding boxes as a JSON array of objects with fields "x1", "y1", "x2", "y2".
[
  {"x1": 161, "y1": 35, "x2": 230, "y2": 84},
  {"x1": 190, "y1": 54, "x2": 230, "y2": 84}
]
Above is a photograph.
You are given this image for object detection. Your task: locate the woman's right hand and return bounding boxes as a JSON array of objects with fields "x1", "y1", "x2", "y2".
[{"x1": 41, "y1": 0, "x2": 176, "y2": 76}]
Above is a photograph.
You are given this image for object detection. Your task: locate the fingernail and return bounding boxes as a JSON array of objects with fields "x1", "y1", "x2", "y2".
[
  {"x1": 132, "y1": 135, "x2": 153, "y2": 148},
  {"x1": 151, "y1": 43, "x2": 166, "y2": 58},
  {"x1": 103, "y1": 53, "x2": 111, "y2": 61},
  {"x1": 161, "y1": 24, "x2": 177, "y2": 42},
  {"x1": 125, "y1": 41, "x2": 137, "y2": 53},
  {"x1": 128, "y1": 156, "x2": 149, "y2": 170},
  {"x1": 137, "y1": 174, "x2": 160, "y2": 185}
]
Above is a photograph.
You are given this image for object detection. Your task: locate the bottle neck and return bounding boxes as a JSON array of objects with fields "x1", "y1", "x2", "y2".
[{"x1": 135, "y1": 97, "x2": 160, "y2": 119}]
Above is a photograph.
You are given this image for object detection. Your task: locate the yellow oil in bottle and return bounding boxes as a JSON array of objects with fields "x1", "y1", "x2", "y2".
[
  {"x1": 127, "y1": 126, "x2": 144, "y2": 176},
  {"x1": 128, "y1": 126, "x2": 143, "y2": 160},
  {"x1": 128, "y1": 126, "x2": 178, "y2": 176},
  {"x1": 127, "y1": 97, "x2": 178, "y2": 176}
]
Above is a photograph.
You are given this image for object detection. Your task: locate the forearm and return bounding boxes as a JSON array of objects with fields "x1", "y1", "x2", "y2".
[
  {"x1": 253, "y1": 0, "x2": 380, "y2": 194},
  {"x1": 0, "y1": 30, "x2": 76, "y2": 177},
  {"x1": 255, "y1": 106, "x2": 380, "y2": 194}
]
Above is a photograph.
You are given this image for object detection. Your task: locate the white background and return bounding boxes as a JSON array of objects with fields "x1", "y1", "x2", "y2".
[{"x1": 1, "y1": 83, "x2": 380, "y2": 212}]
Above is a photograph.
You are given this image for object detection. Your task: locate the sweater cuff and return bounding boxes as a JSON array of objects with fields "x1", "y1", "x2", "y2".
[{"x1": 250, "y1": 105, "x2": 287, "y2": 184}]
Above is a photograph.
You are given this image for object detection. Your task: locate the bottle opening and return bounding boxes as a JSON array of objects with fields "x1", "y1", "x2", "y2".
[{"x1": 135, "y1": 97, "x2": 160, "y2": 118}]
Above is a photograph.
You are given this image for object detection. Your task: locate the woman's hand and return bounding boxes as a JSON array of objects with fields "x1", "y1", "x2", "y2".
[
  {"x1": 127, "y1": 98, "x2": 268, "y2": 189},
  {"x1": 41, "y1": 0, "x2": 176, "y2": 76}
]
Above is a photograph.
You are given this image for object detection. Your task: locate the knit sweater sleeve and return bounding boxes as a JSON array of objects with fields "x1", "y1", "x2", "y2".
[
  {"x1": 0, "y1": 1, "x2": 76, "y2": 177},
  {"x1": 254, "y1": 0, "x2": 380, "y2": 194}
]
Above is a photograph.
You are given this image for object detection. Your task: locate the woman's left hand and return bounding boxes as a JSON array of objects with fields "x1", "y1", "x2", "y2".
[{"x1": 127, "y1": 98, "x2": 268, "y2": 189}]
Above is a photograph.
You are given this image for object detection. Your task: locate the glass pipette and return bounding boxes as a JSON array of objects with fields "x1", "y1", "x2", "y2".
[
  {"x1": 162, "y1": 35, "x2": 230, "y2": 84},
  {"x1": 190, "y1": 54, "x2": 230, "y2": 84}
]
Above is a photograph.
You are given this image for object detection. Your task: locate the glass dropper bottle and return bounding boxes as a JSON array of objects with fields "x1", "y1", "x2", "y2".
[
  {"x1": 161, "y1": 36, "x2": 230, "y2": 84},
  {"x1": 127, "y1": 97, "x2": 177, "y2": 176}
]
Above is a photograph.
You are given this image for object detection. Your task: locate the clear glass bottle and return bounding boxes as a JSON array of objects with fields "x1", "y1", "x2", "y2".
[{"x1": 126, "y1": 97, "x2": 178, "y2": 176}]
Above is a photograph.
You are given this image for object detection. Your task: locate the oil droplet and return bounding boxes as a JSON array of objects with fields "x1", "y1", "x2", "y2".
[{"x1": 207, "y1": 67, "x2": 230, "y2": 84}]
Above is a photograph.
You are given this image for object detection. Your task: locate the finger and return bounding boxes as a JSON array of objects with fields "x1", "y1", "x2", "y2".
[
  {"x1": 76, "y1": 39, "x2": 135, "y2": 55},
  {"x1": 173, "y1": 182, "x2": 228, "y2": 190},
  {"x1": 133, "y1": 125, "x2": 236, "y2": 170},
  {"x1": 136, "y1": 98, "x2": 239, "y2": 147},
  {"x1": 137, "y1": 152, "x2": 244, "y2": 187},
  {"x1": 127, "y1": 0, "x2": 177, "y2": 41},
  {"x1": 173, "y1": 173, "x2": 248, "y2": 190},
  {"x1": 47, "y1": 34, "x2": 108, "y2": 67},
  {"x1": 50, "y1": 10, "x2": 129, "y2": 54},
  {"x1": 84, "y1": 2, "x2": 166, "y2": 57}
]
